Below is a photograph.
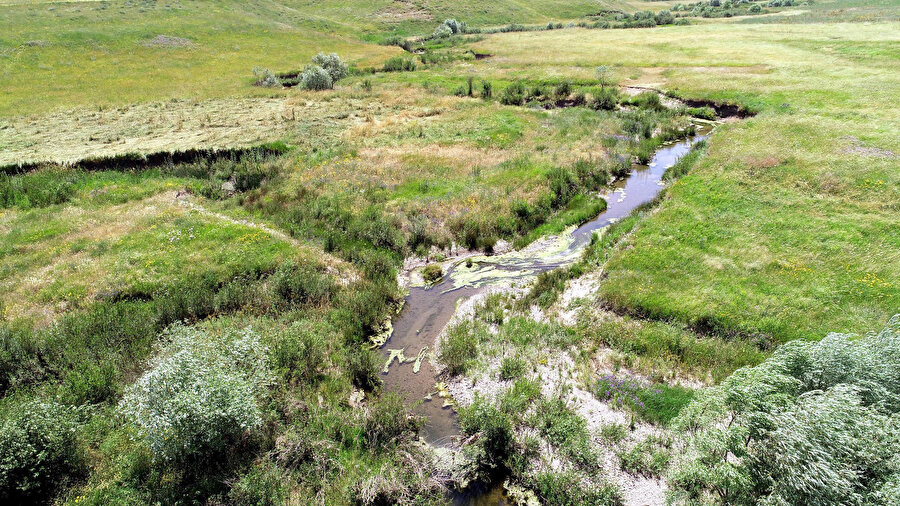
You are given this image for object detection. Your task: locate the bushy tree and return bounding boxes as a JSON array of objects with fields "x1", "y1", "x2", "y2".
[
  {"x1": 311, "y1": 52, "x2": 349, "y2": 84},
  {"x1": 0, "y1": 401, "x2": 85, "y2": 502},
  {"x1": 669, "y1": 315, "x2": 900, "y2": 505},
  {"x1": 119, "y1": 325, "x2": 272, "y2": 465},
  {"x1": 300, "y1": 64, "x2": 333, "y2": 91}
]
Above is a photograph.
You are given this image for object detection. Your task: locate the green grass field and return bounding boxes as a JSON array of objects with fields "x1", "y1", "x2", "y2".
[{"x1": 472, "y1": 19, "x2": 899, "y2": 341}]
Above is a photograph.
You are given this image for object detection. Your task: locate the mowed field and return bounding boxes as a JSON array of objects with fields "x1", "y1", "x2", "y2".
[{"x1": 472, "y1": 19, "x2": 899, "y2": 342}]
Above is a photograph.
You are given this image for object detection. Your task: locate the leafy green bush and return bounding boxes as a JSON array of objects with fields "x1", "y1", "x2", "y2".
[
  {"x1": 531, "y1": 397, "x2": 598, "y2": 470},
  {"x1": 618, "y1": 434, "x2": 672, "y2": 477},
  {"x1": 0, "y1": 401, "x2": 86, "y2": 502},
  {"x1": 589, "y1": 87, "x2": 620, "y2": 111},
  {"x1": 499, "y1": 81, "x2": 526, "y2": 106},
  {"x1": 553, "y1": 81, "x2": 572, "y2": 100},
  {"x1": 347, "y1": 346, "x2": 381, "y2": 391},
  {"x1": 299, "y1": 64, "x2": 332, "y2": 91},
  {"x1": 547, "y1": 166, "x2": 578, "y2": 209},
  {"x1": 272, "y1": 320, "x2": 329, "y2": 383},
  {"x1": 119, "y1": 325, "x2": 272, "y2": 465},
  {"x1": 670, "y1": 315, "x2": 900, "y2": 505}
]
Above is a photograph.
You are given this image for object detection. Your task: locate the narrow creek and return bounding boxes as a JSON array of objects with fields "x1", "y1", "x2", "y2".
[{"x1": 378, "y1": 125, "x2": 712, "y2": 448}]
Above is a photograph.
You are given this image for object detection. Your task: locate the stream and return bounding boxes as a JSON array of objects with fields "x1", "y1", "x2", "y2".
[{"x1": 378, "y1": 126, "x2": 712, "y2": 450}]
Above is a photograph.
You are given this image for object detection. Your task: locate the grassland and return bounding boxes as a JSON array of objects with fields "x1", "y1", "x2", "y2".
[{"x1": 471, "y1": 18, "x2": 899, "y2": 342}]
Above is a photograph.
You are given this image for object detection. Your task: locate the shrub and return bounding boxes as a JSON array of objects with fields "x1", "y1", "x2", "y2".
[
  {"x1": 531, "y1": 397, "x2": 597, "y2": 470},
  {"x1": 0, "y1": 401, "x2": 86, "y2": 502},
  {"x1": 595, "y1": 65, "x2": 615, "y2": 88},
  {"x1": 481, "y1": 80, "x2": 493, "y2": 99},
  {"x1": 270, "y1": 262, "x2": 335, "y2": 308},
  {"x1": 118, "y1": 325, "x2": 272, "y2": 465},
  {"x1": 749, "y1": 4, "x2": 762, "y2": 12},
  {"x1": 500, "y1": 81, "x2": 526, "y2": 106},
  {"x1": 631, "y1": 91, "x2": 665, "y2": 111},
  {"x1": 438, "y1": 321, "x2": 482, "y2": 375},
  {"x1": 272, "y1": 320, "x2": 329, "y2": 383},
  {"x1": 347, "y1": 346, "x2": 381, "y2": 391},
  {"x1": 459, "y1": 397, "x2": 514, "y2": 473},
  {"x1": 547, "y1": 166, "x2": 578, "y2": 208},
  {"x1": 422, "y1": 264, "x2": 443, "y2": 284},
  {"x1": 655, "y1": 10, "x2": 675, "y2": 25},
  {"x1": 589, "y1": 87, "x2": 620, "y2": 110},
  {"x1": 432, "y1": 24, "x2": 452, "y2": 38},
  {"x1": 554, "y1": 81, "x2": 572, "y2": 100},
  {"x1": 670, "y1": 315, "x2": 900, "y2": 505},
  {"x1": 618, "y1": 435, "x2": 672, "y2": 477},
  {"x1": 362, "y1": 393, "x2": 422, "y2": 451},
  {"x1": 620, "y1": 109, "x2": 657, "y2": 139},
  {"x1": 252, "y1": 67, "x2": 280, "y2": 88},
  {"x1": 299, "y1": 64, "x2": 332, "y2": 91},
  {"x1": 311, "y1": 52, "x2": 349, "y2": 84},
  {"x1": 382, "y1": 56, "x2": 417, "y2": 72}
]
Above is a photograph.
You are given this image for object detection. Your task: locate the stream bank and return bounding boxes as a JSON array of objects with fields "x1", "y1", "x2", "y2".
[{"x1": 378, "y1": 125, "x2": 712, "y2": 447}]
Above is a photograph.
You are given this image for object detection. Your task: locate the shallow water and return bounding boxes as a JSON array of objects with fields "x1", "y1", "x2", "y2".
[{"x1": 379, "y1": 127, "x2": 711, "y2": 446}]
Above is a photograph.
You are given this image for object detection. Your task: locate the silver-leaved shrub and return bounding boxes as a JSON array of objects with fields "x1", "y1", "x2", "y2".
[
  {"x1": 300, "y1": 64, "x2": 333, "y2": 91},
  {"x1": 119, "y1": 324, "x2": 272, "y2": 464},
  {"x1": 311, "y1": 52, "x2": 349, "y2": 84},
  {"x1": 669, "y1": 315, "x2": 900, "y2": 505}
]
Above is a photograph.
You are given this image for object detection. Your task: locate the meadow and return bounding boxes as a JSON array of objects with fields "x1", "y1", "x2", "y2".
[{"x1": 1, "y1": 0, "x2": 898, "y2": 504}]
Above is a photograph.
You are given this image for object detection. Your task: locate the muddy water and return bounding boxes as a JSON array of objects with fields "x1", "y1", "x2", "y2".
[{"x1": 379, "y1": 127, "x2": 711, "y2": 446}]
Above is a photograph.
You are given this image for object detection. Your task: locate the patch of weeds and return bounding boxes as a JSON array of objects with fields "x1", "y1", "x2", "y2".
[
  {"x1": 361, "y1": 392, "x2": 423, "y2": 452},
  {"x1": 531, "y1": 471, "x2": 623, "y2": 506},
  {"x1": 594, "y1": 375, "x2": 694, "y2": 426},
  {"x1": 500, "y1": 81, "x2": 526, "y2": 106},
  {"x1": 498, "y1": 356, "x2": 527, "y2": 381},
  {"x1": 438, "y1": 320, "x2": 486, "y2": 376},
  {"x1": 458, "y1": 396, "x2": 515, "y2": 477},
  {"x1": 382, "y1": 56, "x2": 417, "y2": 72},
  {"x1": 530, "y1": 396, "x2": 598, "y2": 470},
  {"x1": 599, "y1": 422, "x2": 628, "y2": 444},
  {"x1": 662, "y1": 140, "x2": 707, "y2": 181},
  {"x1": 499, "y1": 377, "x2": 542, "y2": 418},
  {"x1": 617, "y1": 434, "x2": 672, "y2": 478},
  {"x1": 422, "y1": 264, "x2": 443, "y2": 285}
]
